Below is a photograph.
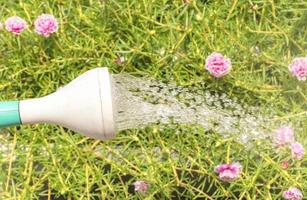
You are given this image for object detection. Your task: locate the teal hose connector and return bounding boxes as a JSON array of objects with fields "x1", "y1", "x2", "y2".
[
  {"x1": 0, "y1": 101, "x2": 21, "y2": 128},
  {"x1": 0, "y1": 68, "x2": 116, "y2": 140}
]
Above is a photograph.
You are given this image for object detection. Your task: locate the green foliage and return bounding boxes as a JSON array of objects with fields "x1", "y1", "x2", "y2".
[{"x1": 0, "y1": 0, "x2": 306, "y2": 199}]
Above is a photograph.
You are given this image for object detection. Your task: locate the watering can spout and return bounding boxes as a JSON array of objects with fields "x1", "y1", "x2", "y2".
[{"x1": 0, "y1": 67, "x2": 116, "y2": 140}]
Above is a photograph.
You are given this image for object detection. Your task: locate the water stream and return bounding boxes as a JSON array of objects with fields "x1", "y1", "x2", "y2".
[{"x1": 112, "y1": 74, "x2": 280, "y2": 144}]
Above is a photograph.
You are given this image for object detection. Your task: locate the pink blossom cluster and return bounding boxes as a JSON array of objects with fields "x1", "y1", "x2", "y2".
[
  {"x1": 214, "y1": 162, "x2": 242, "y2": 182},
  {"x1": 289, "y1": 57, "x2": 307, "y2": 81},
  {"x1": 273, "y1": 126, "x2": 305, "y2": 160},
  {"x1": 204, "y1": 52, "x2": 307, "y2": 81},
  {"x1": 2, "y1": 14, "x2": 58, "y2": 37},
  {"x1": 272, "y1": 127, "x2": 305, "y2": 198},
  {"x1": 211, "y1": 127, "x2": 304, "y2": 199}
]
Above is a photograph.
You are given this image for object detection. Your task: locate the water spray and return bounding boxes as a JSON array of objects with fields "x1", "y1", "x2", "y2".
[{"x1": 0, "y1": 68, "x2": 116, "y2": 140}]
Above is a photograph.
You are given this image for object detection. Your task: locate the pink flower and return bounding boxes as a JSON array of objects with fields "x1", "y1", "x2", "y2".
[
  {"x1": 5, "y1": 16, "x2": 27, "y2": 34},
  {"x1": 289, "y1": 57, "x2": 307, "y2": 81},
  {"x1": 273, "y1": 127, "x2": 295, "y2": 146},
  {"x1": 214, "y1": 162, "x2": 242, "y2": 182},
  {"x1": 291, "y1": 142, "x2": 305, "y2": 160},
  {"x1": 205, "y1": 52, "x2": 232, "y2": 78},
  {"x1": 34, "y1": 14, "x2": 58, "y2": 37},
  {"x1": 133, "y1": 180, "x2": 149, "y2": 193},
  {"x1": 283, "y1": 187, "x2": 303, "y2": 200}
]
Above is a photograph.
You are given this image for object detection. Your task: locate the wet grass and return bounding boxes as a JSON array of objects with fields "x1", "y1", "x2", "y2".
[{"x1": 0, "y1": 0, "x2": 306, "y2": 199}]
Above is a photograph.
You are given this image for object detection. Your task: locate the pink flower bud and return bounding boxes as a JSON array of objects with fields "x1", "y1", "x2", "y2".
[{"x1": 281, "y1": 160, "x2": 290, "y2": 169}]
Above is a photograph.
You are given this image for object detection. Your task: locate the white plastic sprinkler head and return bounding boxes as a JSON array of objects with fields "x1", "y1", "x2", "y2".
[{"x1": 0, "y1": 68, "x2": 116, "y2": 140}]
